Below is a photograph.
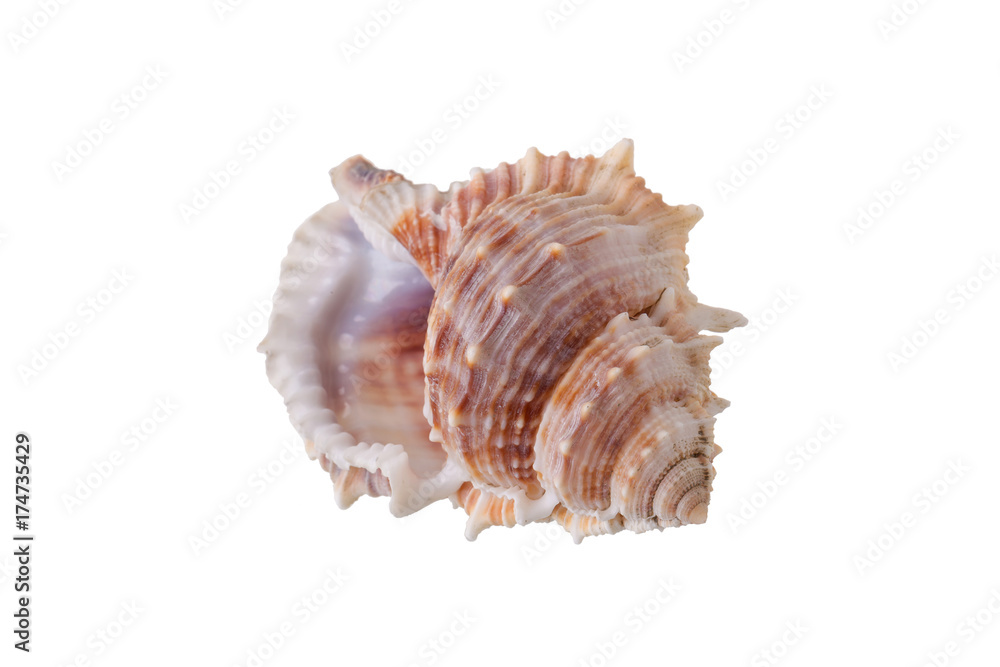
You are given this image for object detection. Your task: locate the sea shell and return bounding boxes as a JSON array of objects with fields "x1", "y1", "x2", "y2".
[{"x1": 260, "y1": 139, "x2": 745, "y2": 542}]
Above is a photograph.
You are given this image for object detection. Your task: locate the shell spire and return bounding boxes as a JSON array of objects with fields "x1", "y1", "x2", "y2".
[{"x1": 264, "y1": 140, "x2": 746, "y2": 542}]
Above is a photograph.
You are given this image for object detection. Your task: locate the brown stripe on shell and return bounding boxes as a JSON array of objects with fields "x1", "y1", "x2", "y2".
[
  {"x1": 549, "y1": 505, "x2": 625, "y2": 543},
  {"x1": 453, "y1": 482, "x2": 519, "y2": 540},
  {"x1": 421, "y1": 142, "x2": 704, "y2": 499},
  {"x1": 318, "y1": 453, "x2": 392, "y2": 508},
  {"x1": 534, "y1": 310, "x2": 721, "y2": 526}
]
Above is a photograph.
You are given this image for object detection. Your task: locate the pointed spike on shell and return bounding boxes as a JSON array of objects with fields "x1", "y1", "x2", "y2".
[
  {"x1": 607, "y1": 312, "x2": 632, "y2": 334},
  {"x1": 598, "y1": 138, "x2": 635, "y2": 170},
  {"x1": 455, "y1": 483, "x2": 518, "y2": 540},
  {"x1": 546, "y1": 242, "x2": 567, "y2": 259},
  {"x1": 625, "y1": 344, "x2": 652, "y2": 364},
  {"x1": 550, "y1": 505, "x2": 625, "y2": 542},
  {"x1": 328, "y1": 155, "x2": 404, "y2": 208},
  {"x1": 650, "y1": 287, "x2": 679, "y2": 324},
  {"x1": 328, "y1": 463, "x2": 391, "y2": 510},
  {"x1": 682, "y1": 204, "x2": 705, "y2": 226},
  {"x1": 329, "y1": 156, "x2": 456, "y2": 282},
  {"x1": 706, "y1": 395, "x2": 731, "y2": 416},
  {"x1": 687, "y1": 303, "x2": 749, "y2": 333},
  {"x1": 332, "y1": 470, "x2": 366, "y2": 510},
  {"x1": 522, "y1": 145, "x2": 543, "y2": 164},
  {"x1": 327, "y1": 160, "x2": 420, "y2": 267}
]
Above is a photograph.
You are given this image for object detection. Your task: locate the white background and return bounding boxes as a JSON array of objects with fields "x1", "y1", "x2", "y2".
[{"x1": 3, "y1": 1, "x2": 999, "y2": 666}]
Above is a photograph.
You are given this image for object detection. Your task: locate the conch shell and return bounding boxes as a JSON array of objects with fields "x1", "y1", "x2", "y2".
[{"x1": 260, "y1": 139, "x2": 745, "y2": 542}]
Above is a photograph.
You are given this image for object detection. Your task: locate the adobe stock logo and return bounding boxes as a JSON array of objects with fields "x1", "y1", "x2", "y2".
[
  {"x1": 224, "y1": 298, "x2": 272, "y2": 352},
  {"x1": 877, "y1": 0, "x2": 933, "y2": 40},
  {"x1": 544, "y1": 0, "x2": 590, "y2": 31},
  {"x1": 339, "y1": 0, "x2": 416, "y2": 63},
  {"x1": 751, "y1": 620, "x2": 808, "y2": 667},
  {"x1": 886, "y1": 255, "x2": 997, "y2": 372},
  {"x1": 710, "y1": 288, "x2": 797, "y2": 381},
  {"x1": 394, "y1": 75, "x2": 501, "y2": 178},
  {"x1": 405, "y1": 611, "x2": 476, "y2": 667},
  {"x1": 232, "y1": 567, "x2": 350, "y2": 667},
  {"x1": 55, "y1": 601, "x2": 144, "y2": 666},
  {"x1": 715, "y1": 85, "x2": 833, "y2": 202},
  {"x1": 7, "y1": 0, "x2": 73, "y2": 53},
  {"x1": 577, "y1": 578, "x2": 681, "y2": 667},
  {"x1": 61, "y1": 398, "x2": 179, "y2": 513},
  {"x1": 726, "y1": 418, "x2": 842, "y2": 533},
  {"x1": 51, "y1": 66, "x2": 168, "y2": 182},
  {"x1": 843, "y1": 126, "x2": 958, "y2": 244},
  {"x1": 17, "y1": 269, "x2": 134, "y2": 385},
  {"x1": 671, "y1": 0, "x2": 757, "y2": 72},
  {"x1": 853, "y1": 460, "x2": 969, "y2": 575},
  {"x1": 188, "y1": 438, "x2": 305, "y2": 556},
  {"x1": 178, "y1": 107, "x2": 295, "y2": 223},
  {"x1": 917, "y1": 590, "x2": 1000, "y2": 667},
  {"x1": 212, "y1": 0, "x2": 249, "y2": 20}
]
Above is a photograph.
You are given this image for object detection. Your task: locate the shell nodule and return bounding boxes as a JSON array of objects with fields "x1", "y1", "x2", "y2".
[{"x1": 261, "y1": 139, "x2": 746, "y2": 542}]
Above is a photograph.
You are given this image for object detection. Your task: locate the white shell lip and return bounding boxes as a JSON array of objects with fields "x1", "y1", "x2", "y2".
[{"x1": 258, "y1": 202, "x2": 463, "y2": 516}]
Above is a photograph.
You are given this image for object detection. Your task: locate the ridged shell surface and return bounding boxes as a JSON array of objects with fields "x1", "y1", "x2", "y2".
[{"x1": 261, "y1": 140, "x2": 745, "y2": 542}]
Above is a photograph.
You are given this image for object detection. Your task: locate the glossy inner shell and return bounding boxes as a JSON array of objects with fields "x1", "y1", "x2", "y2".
[{"x1": 307, "y1": 210, "x2": 447, "y2": 507}]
